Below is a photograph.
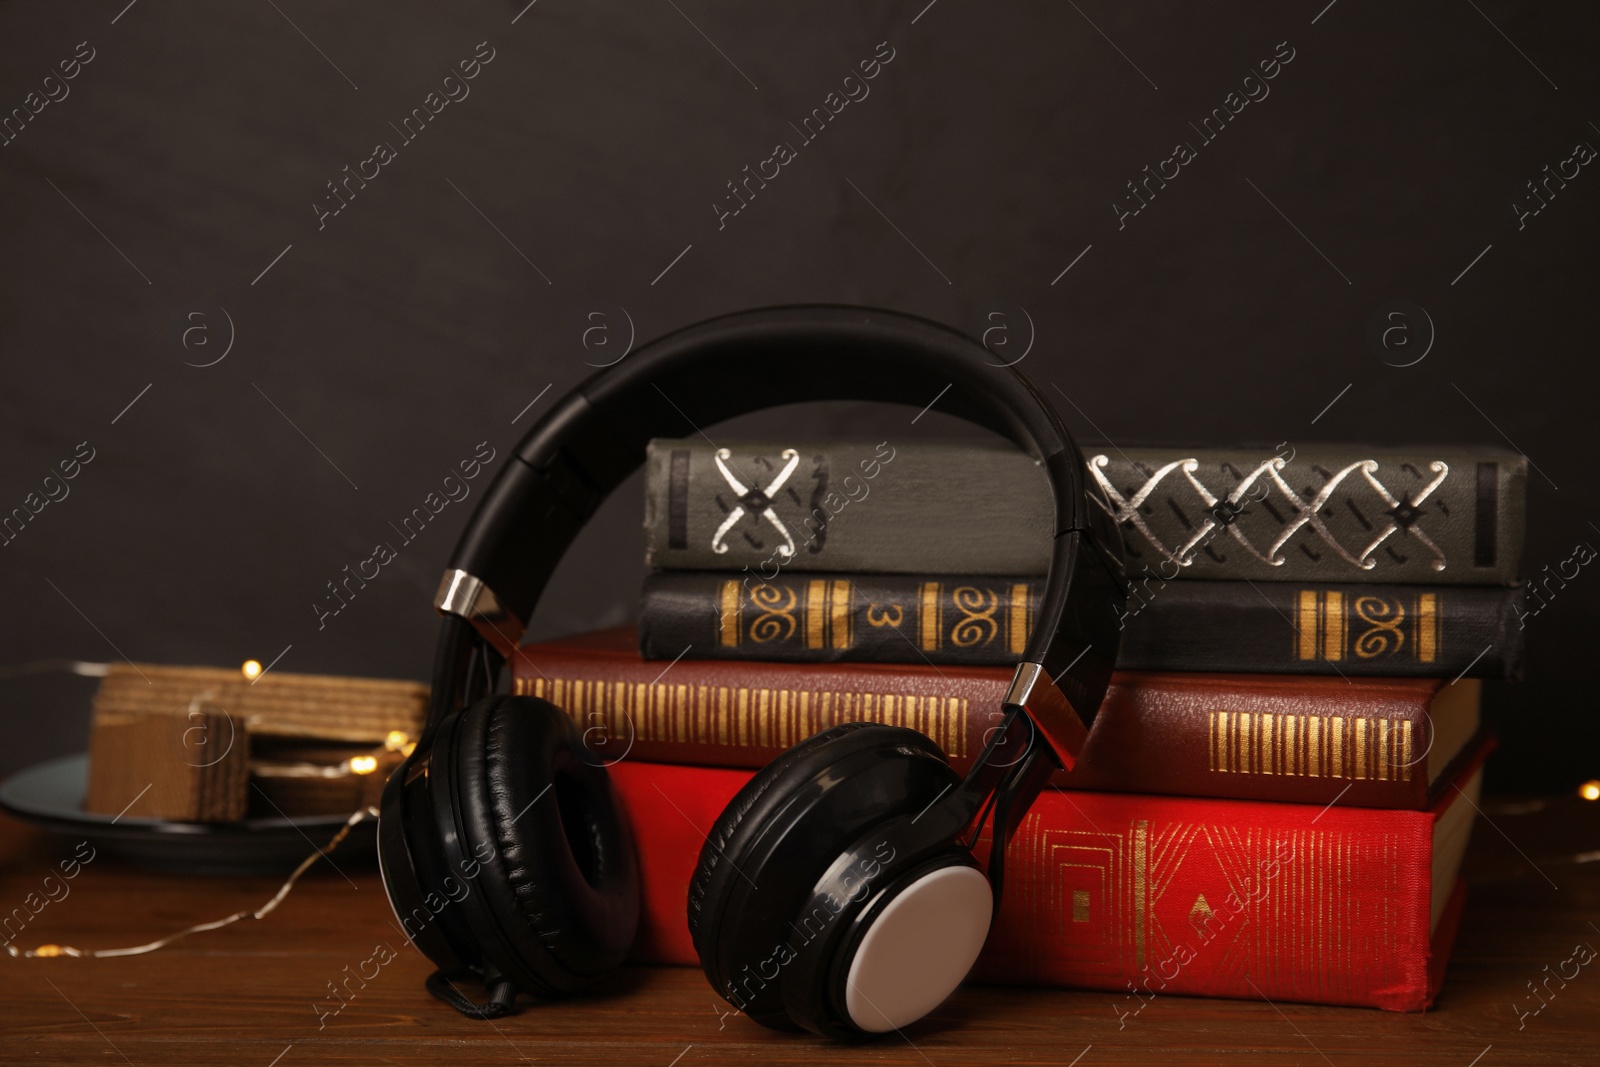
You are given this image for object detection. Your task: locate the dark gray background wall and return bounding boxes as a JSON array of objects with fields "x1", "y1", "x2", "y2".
[{"x1": 0, "y1": 1, "x2": 1593, "y2": 792}]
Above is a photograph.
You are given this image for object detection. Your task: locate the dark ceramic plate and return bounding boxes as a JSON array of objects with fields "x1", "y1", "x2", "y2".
[{"x1": 0, "y1": 753, "x2": 376, "y2": 876}]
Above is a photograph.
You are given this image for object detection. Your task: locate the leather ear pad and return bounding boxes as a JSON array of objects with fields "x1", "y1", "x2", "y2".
[
  {"x1": 454, "y1": 694, "x2": 639, "y2": 994},
  {"x1": 688, "y1": 723, "x2": 880, "y2": 943},
  {"x1": 689, "y1": 722, "x2": 958, "y2": 1030}
]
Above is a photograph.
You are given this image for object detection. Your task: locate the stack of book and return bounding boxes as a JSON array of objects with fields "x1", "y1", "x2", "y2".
[{"x1": 512, "y1": 439, "x2": 1526, "y2": 1012}]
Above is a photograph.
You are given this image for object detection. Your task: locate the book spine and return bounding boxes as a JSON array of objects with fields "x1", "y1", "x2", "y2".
[
  {"x1": 639, "y1": 572, "x2": 1524, "y2": 678},
  {"x1": 643, "y1": 439, "x2": 1054, "y2": 575},
  {"x1": 642, "y1": 439, "x2": 1526, "y2": 583},
  {"x1": 511, "y1": 647, "x2": 1444, "y2": 809},
  {"x1": 611, "y1": 759, "x2": 1445, "y2": 1011},
  {"x1": 1088, "y1": 446, "x2": 1525, "y2": 585}
]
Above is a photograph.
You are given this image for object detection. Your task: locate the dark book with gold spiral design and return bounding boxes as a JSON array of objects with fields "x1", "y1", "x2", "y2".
[{"x1": 638, "y1": 572, "x2": 1523, "y2": 678}]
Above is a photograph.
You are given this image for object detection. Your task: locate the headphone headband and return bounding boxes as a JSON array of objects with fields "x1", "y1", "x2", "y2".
[{"x1": 430, "y1": 305, "x2": 1125, "y2": 770}]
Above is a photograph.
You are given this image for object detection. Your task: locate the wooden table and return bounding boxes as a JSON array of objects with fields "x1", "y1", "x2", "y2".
[{"x1": 1, "y1": 798, "x2": 1595, "y2": 1066}]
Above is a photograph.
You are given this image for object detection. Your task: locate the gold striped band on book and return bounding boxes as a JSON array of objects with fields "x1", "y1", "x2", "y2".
[
  {"x1": 799, "y1": 579, "x2": 853, "y2": 650},
  {"x1": 806, "y1": 580, "x2": 828, "y2": 649},
  {"x1": 1417, "y1": 593, "x2": 1438, "y2": 663},
  {"x1": 1131, "y1": 820, "x2": 1149, "y2": 970},
  {"x1": 830, "y1": 580, "x2": 853, "y2": 650},
  {"x1": 1296, "y1": 589, "x2": 1357, "y2": 661},
  {"x1": 515, "y1": 675, "x2": 969, "y2": 758},
  {"x1": 919, "y1": 582, "x2": 941, "y2": 651},
  {"x1": 1297, "y1": 591, "x2": 1319, "y2": 661},
  {"x1": 1323, "y1": 591, "x2": 1345, "y2": 661},
  {"x1": 1209, "y1": 710, "x2": 1415, "y2": 780},
  {"x1": 1008, "y1": 583, "x2": 1029, "y2": 655},
  {"x1": 718, "y1": 580, "x2": 741, "y2": 647}
]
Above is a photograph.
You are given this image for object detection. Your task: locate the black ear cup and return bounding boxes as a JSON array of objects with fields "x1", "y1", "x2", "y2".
[
  {"x1": 688, "y1": 723, "x2": 886, "y2": 945},
  {"x1": 689, "y1": 722, "x2": 962, "y2": 1033},
  {"x1": 442, "y1": 694, "x2": 640, "y2": 998}
]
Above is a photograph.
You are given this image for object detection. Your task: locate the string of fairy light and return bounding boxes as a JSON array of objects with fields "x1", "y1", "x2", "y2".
[
  {"x1": 5, "y1": 657, "x2": 413, "y2": 960},
  {"x1": 236, "y1": 657, "x2": 416, "y2": 774}
]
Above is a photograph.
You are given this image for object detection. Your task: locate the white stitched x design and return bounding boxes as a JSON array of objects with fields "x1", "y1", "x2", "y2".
[
  {"x1": 711, "y1": 448, "x2": 800, "y2": 558},
  {"x1": 1087, "y1": 454, "x2": 1453, "y2": 571}
]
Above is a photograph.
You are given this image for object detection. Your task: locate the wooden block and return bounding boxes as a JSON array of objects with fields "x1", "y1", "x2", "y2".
[
  {"x1": 83, "y1": 705, "x2": 250, "y2": 822},
  {"x1": 83, "y1": 662, "x2": 426, "y2": 822},
  {"x1": 92, "y1": 663, "x2": 428, "y2": 743}
]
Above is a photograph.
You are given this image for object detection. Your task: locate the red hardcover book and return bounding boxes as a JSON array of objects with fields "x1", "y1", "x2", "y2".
[
  {"x1": 512, "y1": 627, "x2": 1482, "y2": 809},
  {"x1": 612, "y1": 740, "x2": 1488, "y2": 1011}
]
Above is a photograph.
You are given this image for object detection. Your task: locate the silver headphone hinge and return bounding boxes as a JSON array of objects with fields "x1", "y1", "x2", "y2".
[
  {"x1": 434, "y1": 569, "x2": 526, "y2": 659},
  {"x1": 1003, "y1": 661, "x2": 1089, "y2": 771}
]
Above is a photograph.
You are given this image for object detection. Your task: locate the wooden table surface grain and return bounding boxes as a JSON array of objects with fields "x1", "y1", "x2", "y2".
[{"x1": 1, "y1": 798, "x2": 1596, "y2": 1067}]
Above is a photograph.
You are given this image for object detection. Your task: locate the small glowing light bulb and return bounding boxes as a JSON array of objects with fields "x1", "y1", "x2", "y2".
[
  {"x1": 35, "y1": 945, "x2": 62, "y2": 958},
  {"x1": 349, "y1": 755, "x2": 379, "y2": 775},
  {"x1": 241, "y1": 660, "x2": 263, "y2": 681},
  {"x1": 1580, "y1": 780, "x2": 1600, "y2": 802},
  {"x1": 402, "y1": 742, "x2": 416, "y2": 757},
  {"x1": 384, "y1": 730, "x2": 409, "y2": 751}
]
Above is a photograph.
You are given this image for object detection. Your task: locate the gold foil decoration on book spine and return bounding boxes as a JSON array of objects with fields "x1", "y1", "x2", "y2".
[
  {"x1": 1417, "y1": 593, "x2": 1438, "y2": 663},
  {"x1": 949, "y1": 586, "x2": 1000, "y2": 648},
  {"x1": 830, "y1": 580, "x2": 853, "y2": 649},
  {"x1": 1280, "y1": 714, "x2": 1292, "y2": 775},
  {"x1": 1055, "y1": 818, "x2": 1402, "y2": 994},
  {"x1": 1008, "y1": 583, "x2": 1030, "y2": 655},
  {"x1": 919, "y1": 582, "x2": 941, "y2": 651},
  {"x1": 1377, "y1": 718, "x2": 1389, "y2": 781},
  {"x1": 1297, "y1": 589, "x2": 1439, "y2": 663},
  {"x1": 748, "y1": 583, "x2": 797, "y2": 646},
  {"x1": 1131, "y1": 820, "x2": 1149, "y2": 972},
  {"x1": 866, "y1": 602, "x2": 903, "y2": 630},
  {"x1": 1354, "y1": 717, "x2": 1366, "y2": 779},
  {"x1": 1323, "y1": 592, "x2": 1345, "y2": 661},
  {"x1": 1297, "y1": 591, "x2": 1319, "y2": 661},
  {"x1": 536, "y1": 676, "x2": 968, "y2": 758},
  {"x1": 718, "y1": 580, "x2": 741, "y2": 647},
  {"x1": 1353, "y1": 596, "x2": 1406, "y2": 659},
  {"x1": 805, "y1": 580, "x2": 827, "y2": 649},
  {"x1": 1209, "y1": 711, "x2": 1415, "y2": 781}
]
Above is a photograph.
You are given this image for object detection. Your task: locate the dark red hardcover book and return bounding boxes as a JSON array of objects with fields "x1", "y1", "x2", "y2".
[
  {"x1": 512, "y1": 627, "x2": 1482, "y2": 810},
  {"x1": 612, "y1": 740, "x2": 1489, "y2": 1011}
]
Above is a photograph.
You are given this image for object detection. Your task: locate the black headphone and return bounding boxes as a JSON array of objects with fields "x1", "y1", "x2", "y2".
[{"x1": 377, "y1": 305, "x2": 1127, "y2": 1038}]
